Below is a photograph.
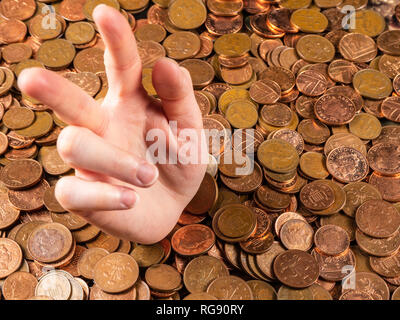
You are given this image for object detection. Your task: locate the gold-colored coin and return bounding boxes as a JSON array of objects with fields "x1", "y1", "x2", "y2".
[
  {"x1": 353, "y1": 69, "x2": 392, "y2": 100},
  {"x1": 3, "y1": 107, "x2": 35, "y2": 130},
  {"x1": 280, "y1": 0, "x2": 312, "y2": 9},
  {"x1": 14, "y1": 59, "x2": 44, "y2": 77},
  {"x1": 349, "y1": 113, "x2": 382, "y2": 140},
  {"x1": 163, "y1": 32, "x2": 201, "y2": 60},
  {"x1": 290, "y1": 9, "x2": 328, "y2": 33},
  {"x1": 225, "y1": 100, "x2": 258, "y2": 129},
  {"x1": 299, "y1": 152, "x2": 329, "y2": 180},
  {"x1": 15, "y1": 112, "x2": 53, "y2": 139},
  {"x1": 296, "y1": 35, "x2": 335, "y2": 63},
  {"x1": 218, "y1": 88, "x2": 250, "y2": 114},
  {"x1": 135, "y1": 23, "x2": 166, "y2": 43},
  {"x1": 350, "y1": 9, "x2": 385, "y2": 38},
  {"x1": 214, "y1": 33, "x2": 252, "y2": 58},
  {"x1": 65, "y1": 22, "x2": 96, "y2": 45},
  {"x1": 119, "y1": 0, "x2": 148, "y2": 11},
  {"x1": 257, "y1": 139, "x2": 299, "y2": 174},
  {"x1": 37, "y1": 39, "x2": 76, "y2": 69},
  {"x1": 142, "y1": 68, "x2": 157, "y2": 96},
  {"x1": 168, "y1": 0, "x2": 207, "y2": 30},
  {"x1": 314, "y1": 0, "x2": 342, "y2": 8},
  {"x1": 83, "y1": 0, "x2": 120, "y2": 21}
]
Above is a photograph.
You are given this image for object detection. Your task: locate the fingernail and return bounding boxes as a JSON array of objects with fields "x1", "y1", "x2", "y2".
[
  {"x1": 120, "y1": 189, "x2": 137, "y2": 209},
  {"x1": 137, "y1": 163, "x2": 158, "y2": 186}
]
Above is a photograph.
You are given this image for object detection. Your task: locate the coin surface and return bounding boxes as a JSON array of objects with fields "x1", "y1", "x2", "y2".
[
  {"x1": 356, "y1": 200, "x2": 400, "y2": 239},
  {"x1": 94, "y1": 253, "x2": 139, "y2": 293},
  {"x1": 273, "y1": 250, "x2": 319, "y2": 288},
  {"x1": 314, "y1": 225, "x2": 350, "y2": 256},
  {"x1": 171, "y1": 224, "x2": 215, "y2": 256},
  {"x1": 0, "y1": 159, "x2": 42, "y2": 190}
]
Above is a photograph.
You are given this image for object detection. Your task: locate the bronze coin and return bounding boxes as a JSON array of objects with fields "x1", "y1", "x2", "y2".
[
  {"x1": 356, "y1": 229, "x2": 400, "y2": 257},
  {"x1": 3, "y1": 107, "x2": 35, "y2": 130},
  {"x1": 249, "y1": 79, "x2": 281, "y2": 104},
  {"x1": 339, "y1": 33, "x2": 377, "y2": 63},
  {"x1": 0, "y1": 238, "x2": 23, "y2": 278},
  {"x1": 27, "y1": 222, "x2": 73, "y2": 263},
  {"x1": 185, "y1": 173, "x2": 217, "y2": 215},
  {"x1": 260, "y1": 103, "x2": 292, "y2": 127},
  {"x1": 352, "y1": 272, "x2": 390, "y2": 300},
  {"x1": 328, "y1": 59, "x2": 358, "y2": 84},
  {"x1": 381, "y1": 96, "x2": 400, "y2": 123},
  {"x1": 239, "y1": 232, "x2": 274, "y2": 255},
  {"x1": 77, "y1": 247, "x2": 109, "y2": 280},
  {"x1": 86, "y1": 232, "x2": 120, "y2": 253},
  {"x1": 256, "y1": 185, "x2": 291, "y2": 210},
  {"x1": 326, "y1": 147, "x2": 369, "y2": 183},
  {"x1": 220, "y1": 161, "x2": 263, "y2": 193},
  {"x1": 0, "y1": 159, "x2": 42, "y2": 190},
  {"x1": 296, "y1": 70, "x2": 327, "y2": 97},
  {"x1": 342, "y1": 182, "x2": 382, "y2": 218},
  {"x1": 273, "y1": 250, "x2": 319, "y2": 289},
  {"x1": 369, "y1": 173, "x2": 400, "y2": 203},
  {"x1": 43, "y1": 185, "x2": 65, "y2": 213},
  {"x1": 94, "y1": 252, "x2": 139, "y2": 294},
  {"x1": 8, "y1": 179, "x2": 50, "y2": 211},
  {"x1": 370, "y1": 250, "x2": 400, "y2": 278},
  {"x1": 51, "y1": 211, "x2": 88, "y2": 231},
  {"x1": 356, "y1": 200, "x2": 400, "y2": 239},
  {"x1": 368, "y1": 143, "x2": 400, "y2": 176},
  {"x1": 171, "y1": 224, "x2": 215, "y2": 257},
  {"x1": 300, "y1": 180, "x2": 335, "y2": 211},
  {"x1": 314, "y1": 94, "x2": 356, "y2": 126},
  {"x1": 280, "y1": 219, "x2": 314, "y2": 251},
  {"x1": 183, "y1": 255, "x2": 229, "y2": 293},
  {"x1": 0, "y1": 188, "x2": 20, "y2": 230},
  {"x1": 259, "y1": 66, "x2": 296, "y2": 93},
  {"x1": 314, "y1": 225, "x2": 350, "y2": 256},
  {"x1": 179, "y1": 59, "x2": 215, "y2": 88},
  {"x1": 207, "y1": 275, "x2": 253, "y2": 300},
  {"x1": 311, "y1": 248, "x2": 355, "y2": 282}
]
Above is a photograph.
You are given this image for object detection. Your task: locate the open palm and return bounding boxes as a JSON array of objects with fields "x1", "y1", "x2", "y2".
[{"x1": 18, "y1": 5, "x2": 207, "y2": 244}]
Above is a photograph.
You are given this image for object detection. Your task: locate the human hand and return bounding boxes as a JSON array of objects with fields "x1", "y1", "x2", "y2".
[{"x1": 18, "y1": 5, "x2": 207, "y2": 244}]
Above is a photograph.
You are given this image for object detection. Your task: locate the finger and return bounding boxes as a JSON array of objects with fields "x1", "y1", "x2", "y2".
[
  {"x1": 152, "y1": 58, "x2": 202, "y2": 129},
  {"x1": 18, "y1": 68, "x2": 107, "y2": 135},
  {"x1": 93, "y1": 5, "x2": 142, "y2": 96},
  {"x1": 55, "y1": 176, "x2": 138, "y2": 211},
  {"x1": 57, "y1": 125, "x2": 159, "y2": 187}
]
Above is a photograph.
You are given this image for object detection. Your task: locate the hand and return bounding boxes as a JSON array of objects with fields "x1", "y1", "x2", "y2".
[{"x1": 18, "y1": 5, "x2": 207, "y2": 244}]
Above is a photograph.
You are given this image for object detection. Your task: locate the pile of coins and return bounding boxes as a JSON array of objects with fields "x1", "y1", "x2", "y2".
[{"x1": 0, "y1": 0, "x2": 399, "y2": 300}]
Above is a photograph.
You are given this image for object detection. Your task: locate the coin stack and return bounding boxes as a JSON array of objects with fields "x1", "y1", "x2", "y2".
[{"x1": 0, "y1": 0, "x2": 400, "y2": 301}]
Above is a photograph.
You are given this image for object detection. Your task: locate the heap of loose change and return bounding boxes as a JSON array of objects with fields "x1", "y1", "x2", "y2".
[{"x1": 0, "y1": 0, "x2": 400, "y2": 300}]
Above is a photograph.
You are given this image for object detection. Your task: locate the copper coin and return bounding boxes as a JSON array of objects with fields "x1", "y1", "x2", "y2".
[
  {"x1": 300, "y1": 180, "x2": 335, "y2": 211},
  {"x1": 327, "y1": 85, "x2": 363, "y2": 113},
  {"x1": 51, "y1": 212, "x2": 88, "y2": 231},
  {"x1": 326, "y1": 147, "x2": 369, "y2": 183},
  {"x1": 368, "y1": 143, "x2": 400, "y2": 176},
  {"x1": 179, "y1": 59, "x2": 215, "y2": 88},
  {"x1": 86, "y1": 232, "x2": 120, "y2": 253},
  {"x1": 314, "y1": 94, "x2": 356, "y2": 125},
  {"x1": 220, "y1": 161, "x2": 263, "y2": 193},
  {"x1": 267, "y1": 8, "x2": 298, "y2": 33},
  {"x1": 206, "y1": 275, "x2": 253, "y2": 300},
  {"x1": 2, "y1": 271, "x2": 37, "y2": 300},
  {"x1": 260, "y1": 103, "x2": 292, "y2": 127},
  {"x1": 314, "y1": 225, "x2": 350, "y2": 256},
  {"x1": 311, "y1": 248, "x2": 355, "y2": 282},
  {"x1": 381, "y1": 96, "x2": 400, "y2": 123},
  {"x1": 8, "y1": 179, "x2": 49, "y2": 212},
  {"x1": 339, "y1": 33, "x2": 377, "y2": 63},
  {"x1": 370, "y1": 251, "x2": 400, "y2": 278},
  {"x1": 0, "y1": 188, "x2": 20, "y2": 230},
  {"x1": 89, "y1": 283, "x2": 136, "y2": 300},
  {"x1": 280, "y1": 219, "x2": 314, "y2": 251},
  {"x1": 77, "y1": 247, "x2": 109, "y2": 280},
  {"x1": 239, "y1": 232, "x2": 274, "y2": 255},
  {"x1": 218, "y1": 149, "x2": 252, "y2": 178},
  {"x1": 94, "y1": 253, "x2": 139, "y2": 293},
  {"x1": 183, "y1": 255, "x2": 229, "y2": 293},
  {"x1": 273, "y1": 250, "x2": 319, "y2": 289},
  {"x1": 185, "y1": 173, "x2": 217, "y2": 215},
  {"x1": 27, "y1": 222, "x2": 73, "y2": 263},
  {"x1": 43, "y1": 185, "x2": 65, "y2": 213},
  {"x1": 272, "y1": 129, "x2": 304, "y2": 155},
  {"x1": 328, "y1": 59, "x2": 358, "y2": 84},
  {"x1": 369, "y1": 173, "x2": 400, "y2": 203},
  {"x1": 342, "y1": 182, "x2": 382, "y2": 218},
  {"x1": 171, "y1": 224, "x2": 215, "y2": 257},
  {"x1": 352, "y1": 272, "x2": 390, "y2": 300},
  {"x1": 296, "y1": 70, "x2": 327, "y2": 97},
  {"x1": 0, "y1": 238, "x2": 23, "y2": 278},
  {"x1": 339, "y1": 290, "x2": 373, "y2": 300},
  {"x1": 356, "y1": 229, "x2": 400, "y2": 258},
  {"x1": 259, "y1": 66, "x2": 296, "y2": 93},
  {"x1": 249, "y1": 79, "x2": 281, "y2": 105},
  {"x1": 356, "y1": 200, "x2": 400, "y2": 239},
  {"x1": 178, "y1": 211, "x2": 206, "y2": 225},
  {"x1": 256, "y1": 185, "x2": 291, "y2": 209},
  {"x1": 0, "y1": 159, "x2": 43, "y2": 190}
]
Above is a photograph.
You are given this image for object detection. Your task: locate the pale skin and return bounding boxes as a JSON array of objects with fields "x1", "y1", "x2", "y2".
[{"x1": 18, "y1": 5, "x2": 207, "y2": 244}]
